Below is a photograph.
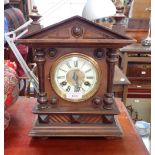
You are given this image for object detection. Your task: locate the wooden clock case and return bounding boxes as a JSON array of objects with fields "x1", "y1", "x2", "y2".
[{"x1": 17, "y1": 16, "x2": 135, "y2": 137}]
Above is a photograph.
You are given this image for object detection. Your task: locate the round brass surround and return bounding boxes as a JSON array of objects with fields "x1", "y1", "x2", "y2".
[{"x1": 50, "y1": 53, "x2": 101, "y2": 102}]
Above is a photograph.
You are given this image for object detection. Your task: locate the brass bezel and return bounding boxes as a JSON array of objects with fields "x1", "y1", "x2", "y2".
[{"x1": 50, "y1": 53, "x2": 101, "y2": 102}]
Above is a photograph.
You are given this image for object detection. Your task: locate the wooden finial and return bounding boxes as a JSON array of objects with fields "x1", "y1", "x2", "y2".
[
  {"x1": 29, "y1": 6, "x2": 42, "y2": 24},
  {"x1": 28, "y1": 6, "x2": 42, "y2": 34},
  {"x1": 113, "y1": 6, "x2": 125, "y2": 25},
  {"x1": 112, "y1": 6, "x2": 126, "y2": 34}
]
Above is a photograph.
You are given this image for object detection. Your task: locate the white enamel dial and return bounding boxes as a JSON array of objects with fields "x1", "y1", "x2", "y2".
[{"x1": 50, "y1": 53, "x2": 101, "y2": 102}]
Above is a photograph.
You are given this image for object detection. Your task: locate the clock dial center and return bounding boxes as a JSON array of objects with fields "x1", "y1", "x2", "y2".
[{"x1": 66, "y1": 69, "x2": 85, "y2": 87}]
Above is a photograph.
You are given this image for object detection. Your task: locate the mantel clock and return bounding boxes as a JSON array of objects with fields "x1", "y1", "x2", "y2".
[{"x1": 17, "y1": 16, "x2": 135, "y2": 137}]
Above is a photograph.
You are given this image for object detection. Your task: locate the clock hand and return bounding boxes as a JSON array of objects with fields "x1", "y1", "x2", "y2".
[
  {"x1": 73, "y1": 72, "x2": 80, "y2": 91},
  {"x1": 73, "y1": 71, "x2": 78, "y2": 81}
]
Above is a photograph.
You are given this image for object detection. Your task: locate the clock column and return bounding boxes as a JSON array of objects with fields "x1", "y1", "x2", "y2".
[
  {"x1": 35, "y1": 49, "x2": 48, "y2": 106},
  {"x1": 103, "y1": 49, "x2": 118, "y2": 109}
]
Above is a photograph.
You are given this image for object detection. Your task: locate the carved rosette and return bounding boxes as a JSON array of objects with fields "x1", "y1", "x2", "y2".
[
  {"x1": 35, "y1": 49, "x2": 48, "y2": 106},
  {"x1": 94, "y1": 48, "x2": 106, "y2": 59},
  {"x1": 47, "y1": 48, "x2": 57, "y2": 58},
  {"x1": 103, "y1": 49, "x2": 119, "y2": 110},
  {"x1": 71, "y1": 25, "x2": 83, "y2": 38}
]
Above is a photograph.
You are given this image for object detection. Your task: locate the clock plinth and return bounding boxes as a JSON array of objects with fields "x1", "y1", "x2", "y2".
[
  {"x1": 29, "y1": 98, "x2": 122, "y2": 137},
  {"x1": 17, "y1": 16, "x2": 135, "y2": 137},
  {"x1": 29, "y1": 115, "x2": 122, "y2": 137}
]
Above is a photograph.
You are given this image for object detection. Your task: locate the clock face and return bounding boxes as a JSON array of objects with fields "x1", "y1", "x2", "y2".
[{"x1": 50, "y1": 53, "x2": 101, "y2": 102}]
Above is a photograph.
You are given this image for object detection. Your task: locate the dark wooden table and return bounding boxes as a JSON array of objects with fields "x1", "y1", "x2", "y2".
[
  {"x1": 119, "y1": 43, "x2": 151, "y2": 98},
  {"x1": 119, "y1": 43, "x2": 151, "y2": 75},
  {"x1": 5, "y1": 97, "x2": 149, "y2": 155}
]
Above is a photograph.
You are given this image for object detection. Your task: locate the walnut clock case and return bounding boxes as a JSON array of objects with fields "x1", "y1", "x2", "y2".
[{"x1": 17, "y1": 16, "x2": 135, "y2": 137}]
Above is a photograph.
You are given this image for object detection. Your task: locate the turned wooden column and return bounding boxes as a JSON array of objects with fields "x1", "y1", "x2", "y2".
[
  {"x1": 35, "y1": 49, "x2": 48, "y2": 105},
  {"x1": 103, "y1": 48, "x2": 119, "y2": 109}
]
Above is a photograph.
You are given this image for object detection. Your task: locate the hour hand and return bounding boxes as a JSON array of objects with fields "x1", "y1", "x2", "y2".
[
  {"x1": 73, "y1": 71, "x2": 78, "y2": 82},
  {"x1": 72, "y1": 72, "x2": 80, "y2": 89}
]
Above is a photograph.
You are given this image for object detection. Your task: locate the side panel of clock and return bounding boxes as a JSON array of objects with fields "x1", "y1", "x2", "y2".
[{"x1": 44, "y1": 47, "x2": 107, "y2": 106}]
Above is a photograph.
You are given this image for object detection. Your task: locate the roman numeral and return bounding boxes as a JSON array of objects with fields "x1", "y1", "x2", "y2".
[
  {"x1": 74, "y1": 60, "x2": 78, "y2": 67},
  {"x1": 86, "y1": 76, "x2": 94, "y2": 79},
  {"x1": 81, "y1": 87, "x2": 85, "y2": 92},
  {"x1": 66, "y1": 62, "x2": 71, "y2": 69},
  {"x1": 81, "y1": 62, "x2": 86, "y2": 69},
  {"x1": 74, "y1": 86, "x2": 80, "y2": 92},
  {"x1": 59, "y1": 68, "x2": 67, "y2": 72},
  {"x1": 57, "y1": 76, "x2": 65, "y2": 79},
  {"x1": 85, "y1": 69, "x2": 91, "y2": 73}
]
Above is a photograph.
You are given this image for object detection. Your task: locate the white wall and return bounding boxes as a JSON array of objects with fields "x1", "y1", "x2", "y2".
[{"x1": 33, "y1": 0, "x2": 87, "y2": 27}]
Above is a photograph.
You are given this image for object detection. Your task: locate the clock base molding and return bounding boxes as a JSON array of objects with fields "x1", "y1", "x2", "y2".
[{"x1": 29, "y1": 116, "x2": 123, "y2": 137}]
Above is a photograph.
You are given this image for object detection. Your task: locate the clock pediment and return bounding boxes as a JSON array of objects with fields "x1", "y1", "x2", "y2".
[
  {"x1": 17, "y1": 16, "x2": 135, "y2": 48},
  {"x1": 23, "y1": 16, "x2": 132, "y2": 40}
]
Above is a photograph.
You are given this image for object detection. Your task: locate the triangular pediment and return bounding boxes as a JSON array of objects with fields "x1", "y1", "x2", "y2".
[{"x1": 23, "y1": 16, "x2": 131, "y2": 40}]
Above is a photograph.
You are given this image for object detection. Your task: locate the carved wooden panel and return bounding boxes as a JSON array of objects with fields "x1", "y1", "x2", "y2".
[{"x1": 49, "y1": 114, "x2": 102, "y2": 124}]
